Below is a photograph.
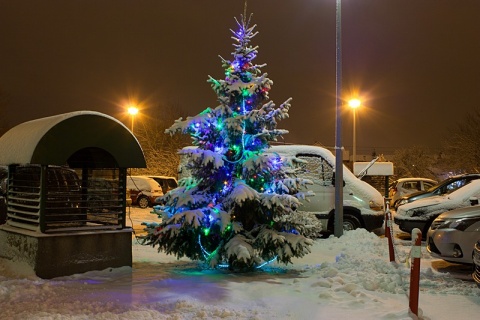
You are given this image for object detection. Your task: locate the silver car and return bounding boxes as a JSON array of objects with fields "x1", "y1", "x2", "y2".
[
  {"x1": 388, "y1": 177, "x2": 437, "y2": 208},
  {"x1": 427, "y1": 206, "x2": 480, "y2": 264},
  {"x1": 474, "y1": 239, "x2": 480, "y2": 287}
]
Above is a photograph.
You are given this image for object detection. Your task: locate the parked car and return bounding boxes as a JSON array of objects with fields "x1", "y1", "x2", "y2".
[
  {"x1": 473, "y1": 239, "x2": 480, "y2": 287},
  {"x1": 426, "y1": 206, "x2": 480, "y2": 264},
  {"x1": 85, "y1": 178, "x2": 132, "y2": 212},
  {"x1": 388, "y1": 178, "x2": 437, "y2": 208},
  {"x1": 126, "y1": 176, "x2": 163, "y2": 208},
  {"x1": 148, "y1": 175, "x2": 178, "y2": 194},
  {"x1": 1, "y1": 165, "x2": 82, "y2": 225},
  {"x1": 178, "y1": 144, "x2": 385, "y2": 233},
  {"x1": 394, "y1": 173, "x2": 480, "y2": 210},
  {"x1": 394, "y1": 179, "x2": 480, "y2": 236}
]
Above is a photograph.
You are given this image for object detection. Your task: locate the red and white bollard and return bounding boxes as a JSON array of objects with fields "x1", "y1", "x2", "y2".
[
  {"x1": 384, "y1": 202, "x2": 395, "y2": 262},
  {"x1": 409, "y1": 228, "x2": 422, "y2": 317}
]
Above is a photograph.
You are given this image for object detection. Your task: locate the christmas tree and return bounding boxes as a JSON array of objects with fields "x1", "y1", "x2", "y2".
[{"x1": 143, "y1": 13, "x2": 321, "y2": 271}]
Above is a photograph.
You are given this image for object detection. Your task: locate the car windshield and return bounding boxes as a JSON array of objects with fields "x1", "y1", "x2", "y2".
[
  {"x1": 425, "y1": 177, "x2": 472, "y2": 194},
  {"x1": 445, "y1": 179, "x2": 468, "y2": 193},
  {"x1": 426, "y1": 177, "x2": 457, "y2": 193},
  {"x1": 426, "y1": 183, "x2": 442, "y2": 192}
]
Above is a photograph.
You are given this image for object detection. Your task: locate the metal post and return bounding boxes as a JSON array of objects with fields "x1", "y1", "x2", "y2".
[
  {"x1": 409, "y1": 228, "x2": 422, "y2": 316},
  {"x1": 334, "y1": 0, "x2": 344, "y2": 237},
  {"x1": 385, "y1": 204, "x2": 395, "y2": 262},
  {"x1": 352, "y1": 107, "x2": 356, "y2": 163}
]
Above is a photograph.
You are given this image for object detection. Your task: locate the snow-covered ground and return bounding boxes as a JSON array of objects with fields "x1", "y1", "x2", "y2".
[{"x1": 1, "y1": 207, "x2": 479, "y2": 319}]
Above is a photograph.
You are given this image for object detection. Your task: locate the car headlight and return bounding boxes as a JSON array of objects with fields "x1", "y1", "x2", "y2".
[{"x1": 435, "y1": 217, "x2": 480, "y2": 231}]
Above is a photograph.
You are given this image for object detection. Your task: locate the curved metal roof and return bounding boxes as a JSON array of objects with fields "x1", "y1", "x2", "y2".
[{"x1": 0, "y1": 111, "x2": 146, "y2": 167}]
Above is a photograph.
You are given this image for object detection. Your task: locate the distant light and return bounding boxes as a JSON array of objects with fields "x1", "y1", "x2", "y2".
[
  {"x1": 348, "y1": 99, "x2": 361, "y2": 109},
  {"x1": 128, "y1": 106, "x2": 139, "y2": 115}
]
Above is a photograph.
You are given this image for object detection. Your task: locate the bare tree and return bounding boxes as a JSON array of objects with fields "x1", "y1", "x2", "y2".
[
  {"x1": 391, "y1": 146, "x2": 438, "y2": 180},
  {"x1": 132, "y1": 103, "x2": 190, "y2": 178},
  {"x1": 440, "y1": 109, "x2": 480, "y2": 174}
]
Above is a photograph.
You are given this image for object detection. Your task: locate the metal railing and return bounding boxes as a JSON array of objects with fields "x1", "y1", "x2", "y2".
[{"x1": 5, "y1": 165, "x2": 128, "y2": 233}]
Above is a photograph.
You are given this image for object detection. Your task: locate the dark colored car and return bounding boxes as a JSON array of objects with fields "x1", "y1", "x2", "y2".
[
  {"x1": 473, "y1": 239, "x2": 480, "y2": 288},
  {"x1": 395, "y1": 174, "x2": 480, "y2": 210},
  {"x1": 2, "y1": 165, "x2": 82, "y2": 226},
  {"x1": 394, "y1": 179, "x2": 480, "y2": 237},
  {"x1": 86, "y1": 178, "x2": 120, "y2": 213}
]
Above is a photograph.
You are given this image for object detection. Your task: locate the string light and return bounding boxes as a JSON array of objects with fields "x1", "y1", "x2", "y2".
[{"x1": 144, "y1": 12, "x2": 305, "y2": 272}]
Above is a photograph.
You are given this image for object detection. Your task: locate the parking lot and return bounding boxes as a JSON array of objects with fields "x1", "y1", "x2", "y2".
[
  {"x1": 125, "y1": 205, "x2": 476, "y2": 283},
  {"x1": 390, "y1": 209, "x2": 475, "y2": 282}
]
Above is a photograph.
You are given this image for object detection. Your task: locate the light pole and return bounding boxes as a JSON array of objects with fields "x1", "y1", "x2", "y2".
[
  {"x1": 128, "y1": 106, "x2": 139, "y2": 134},
  {"x1": 334, "y1": 0, "x2": 344, "y2": 238},
  {"x1": 348, "y1": 98, "x2": 361, "y2": 164}
]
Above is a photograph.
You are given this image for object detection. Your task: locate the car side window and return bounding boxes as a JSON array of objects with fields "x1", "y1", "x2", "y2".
[
  {"x1": 424, "y1": 182, "x2": 435, "y2": 190},
  {"x1": 296, "y1": 154, "x2": 333, "y2": 186},
  {"x1": 403, "y1": 182, "x2": 417, "y2": 190}
]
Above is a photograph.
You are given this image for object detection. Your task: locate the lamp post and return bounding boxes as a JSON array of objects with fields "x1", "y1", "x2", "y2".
[
  {"x1": 348, "y1": 98, "x2": 361, "y2": 164},
  {"x1": 128, "y1": 106, "x2": 139, "y2": 134},
  {"x1": 334, "y1": 0, "x2": 344, "y2": 237}
]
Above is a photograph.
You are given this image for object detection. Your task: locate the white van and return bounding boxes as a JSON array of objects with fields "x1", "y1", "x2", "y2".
[
  {"x1": 267, "y1": 145, "x2": 384, "y2": 233},
  {"x1": 178, "y1": 145, "x2": 385, "y2": 233}
]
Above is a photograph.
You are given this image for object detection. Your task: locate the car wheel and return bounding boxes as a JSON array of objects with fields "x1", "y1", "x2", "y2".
[
  {"x1": 343, "y1": 214, "x2": 361, "y2": 231},
  {"x1": 137, "y1": 196, "x2": 150, "y2": 209}
]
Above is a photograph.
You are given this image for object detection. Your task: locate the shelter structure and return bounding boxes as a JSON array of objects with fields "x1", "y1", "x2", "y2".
[{"x1": 0, "y1": 111, "x2": 146, "y2": 278}]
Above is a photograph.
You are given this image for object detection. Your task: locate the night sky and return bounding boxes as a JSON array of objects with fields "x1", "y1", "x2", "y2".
[{"x1": 1, "y1": 0, "x2": 480, "y2": 156}]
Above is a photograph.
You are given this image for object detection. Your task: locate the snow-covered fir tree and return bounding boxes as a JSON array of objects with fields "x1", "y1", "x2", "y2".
[{"x1": 143, "y1": 14, "x2": 321, "y2": 271}]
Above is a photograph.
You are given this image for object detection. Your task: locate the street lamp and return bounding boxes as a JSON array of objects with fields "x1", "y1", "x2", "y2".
[
  {"x1": 348, "y1": 98, "x2": 361, "y2": 163},
  {"x1": 128, "y1": 106, "x2": 139, "y2": 134},
  {"x1": 334, "y1": 0, "x2": 344, "y2": 237}
]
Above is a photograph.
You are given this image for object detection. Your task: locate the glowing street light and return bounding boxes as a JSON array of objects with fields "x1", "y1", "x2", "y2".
[
  {"x1": 348, "y1": 98, "x2": 361, "y2": 163},
  {"x1": 128, "y1": 106, "x2": 139, "y2": 134}
]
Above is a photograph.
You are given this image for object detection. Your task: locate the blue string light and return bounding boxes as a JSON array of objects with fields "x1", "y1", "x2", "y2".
[{"x1": 197, "y1": 234, "x2": 277, "y2": 269}]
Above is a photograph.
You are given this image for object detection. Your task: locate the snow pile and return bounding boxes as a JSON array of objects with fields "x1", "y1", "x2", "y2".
[{"x1": 0, "y1": 208, "x2": 479, "y2": 319}]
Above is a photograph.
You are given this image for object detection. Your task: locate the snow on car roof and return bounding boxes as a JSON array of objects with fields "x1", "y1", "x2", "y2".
[
  {"x1": 180, "y1": 144, "x2": 384, "y2": 205},
  {"x1": 399, "y1": 179, "x2": 480, "y2": 212},
  {"x1": 268, "y1": 144, "x2": 383, "y2": 204},
  {"x1": 395, "y1": 177, "x2": 437, "y2": 182}
]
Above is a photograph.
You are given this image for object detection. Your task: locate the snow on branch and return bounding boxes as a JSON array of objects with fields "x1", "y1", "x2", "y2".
[
  {"x1": 168, "y1": 209, "x2": 205, "y2": 228},
  {"x1": 227, "y1": 180, "x2": 259, "y2": 205},
  {"x1": 225, "y1": 234, "x2": 254, "y2": 264}
]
